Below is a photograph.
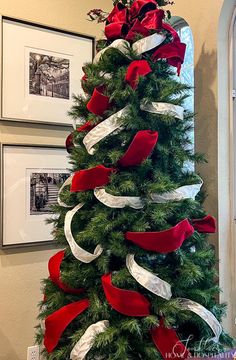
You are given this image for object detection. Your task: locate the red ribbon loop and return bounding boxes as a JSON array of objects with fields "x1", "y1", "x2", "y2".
[
  {"x1": 48, "y1": 250, "x2": 85, "y2": 295},
  {"x1": 107, "y1": 3, "x2": 127, "y2": 24},
  {"x1": 162, "y1": 22, "x2": 181, "y2": 42},
  {"x1": 151, "y1": 320, "x2": 190, "y2": 360},
  {"x1": 71, "y1": 165, "x2": 116, "y2": 192},
  {"x1": 192, "y1": 215, "x2": 216, "y2": 233},
  {"x1": 130, "y1": 0, "x2": 157, "y2": 20},
  {"x1": 118, "y1": 130, "x2": 158, "y2": 167},
  {"x1": 101, "y1": 273, "x2": 151, "y2": 317},
  {"x1": 125, "y1": 219, "x2": 194, "y2": 253},
  {"x1": 152, "y1": 41, "x2": 186, "y2": 75},
  {"x1": 105, "y1": 22, "x2": 130, "y2": 40},
  {"x1": 126, "y1": 19, "x2": 150, "y2": 41},
  {"x1": 44, "y1": 299, "x2": 89, "y2": 353},
  {"x1": 141, "y1": 9, "x2": 164, "y2": 30},
  {"x1": 125, "y1": 60, "x2": 152, "y2": 89},
  {"x1": 87, "y1": 87, "x2": 110, "y2": 116}
]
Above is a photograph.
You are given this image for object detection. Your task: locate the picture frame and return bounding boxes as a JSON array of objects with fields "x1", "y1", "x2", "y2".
[
  {"x1": 0, "y1": 143, "x2": 70, "y2": 248},
  {"x1": 1, "y1": 16, "x2": 95, "y2": 126}
]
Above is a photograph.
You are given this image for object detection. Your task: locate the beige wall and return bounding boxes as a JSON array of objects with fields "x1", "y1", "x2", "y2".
[
  {"x1": 0, "y1": 1, "x2": 233, "y2": 360},
  {"x1": 0, "y1": 2, "x2": 111, "y2": 360}
]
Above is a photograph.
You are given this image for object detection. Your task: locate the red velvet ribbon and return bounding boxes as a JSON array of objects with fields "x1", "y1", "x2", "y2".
[
  {"x1": 70, "y1": 165, "x2": 116, "y2": 192},
  {"x1": 118, "y1": 130, "x2": 158, "y2": 167},
  {"x1": 151, "y1": 320, "x2": 190, "y2": 360},
  {"x1": 192, "y1": 215, "x2": 216, "y2": 233},
  {"x1": 105, "y1": 0, "x2": 164, "y2": 41},
  {"x1": 125, "y1": 60, "x2": 152, "y2": 89},
  {"x1": 125, "y1": 219, "x2": 194, "y2": 253},
  {"x1": 162, "y1": 22, "x2": 181, "y2": 43},
  {"x1": 44, "y1": 299, "x2": 89, "y2": 353},
  {"x1": 101, "y1": 273, "x2": 151, "y2": 316},
  {"x1": 87, "y1": 87, "x2": 110, "y2": 116},
  {"x1": 48, "y1": 251, "x2": 84, "y2": 295},
  {"x1": 152, "y1": 41, "x2": 186, "y2": 75}
]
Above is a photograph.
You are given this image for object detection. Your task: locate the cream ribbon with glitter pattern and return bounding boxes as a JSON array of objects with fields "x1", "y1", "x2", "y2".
[
  {"x1": 64, "y1": 203, "x2": 103, "y2": 263},
  {"x1": 93, "y1": 33, "x2": 166, "y2": 64},
  {"x1": 126, "y1": 254, "x2": 172, "y2": 300},
  {"x1": 70, "y1": 320, "x2": 109, "y2": 360}
]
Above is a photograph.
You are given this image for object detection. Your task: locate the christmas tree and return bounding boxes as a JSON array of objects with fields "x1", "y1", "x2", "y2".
[{"x1": 36, "y1": 1, "x2": 235, "y2": 359}]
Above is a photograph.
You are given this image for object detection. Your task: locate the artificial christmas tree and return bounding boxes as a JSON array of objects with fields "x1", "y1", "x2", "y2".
[{"x1": 36, "y1": 1, "x2": 235, "y2": 359}]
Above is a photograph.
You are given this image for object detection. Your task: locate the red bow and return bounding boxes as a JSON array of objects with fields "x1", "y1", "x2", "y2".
[
  {"x1": 101, "y1": 273, "x2": 151, "y2": 316},
  {"x1": 105, "y1": 1, "x2": 164, "y2": 41}
]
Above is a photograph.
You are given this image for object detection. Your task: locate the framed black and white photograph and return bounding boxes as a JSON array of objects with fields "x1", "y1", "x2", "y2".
[
  {"x1": 1, "y1": 17, "x2": 94, "y2": 125},
  {"x1": 1, "y1": 144, "x2": 70, "y2": 247}
]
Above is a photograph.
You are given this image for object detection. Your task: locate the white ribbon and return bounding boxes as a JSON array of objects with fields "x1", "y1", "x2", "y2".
[
  {"x1": 58, "y1": 175, "x2": 73, "y2": 208},
  {"x1": 132, "y1": 33, "x2": 166, "y2": 56},
  {"x1": 64, "y1": 203, "x2": 103, "y2": 263},
  {"x1": 94, "y1": 181, "x2": 203, "y2": 208},
  {"x1": 70, "y1": 320, "x2": 109, "y2": 360},
  {"x1": 93, "y1": 33, "x2": 165, "y2": 64},
  {"x1": 83, "y1": 106, "x2": 130, "y2": 155},
  {"x1": 126, "y1": 254, "x2": 172, "y2": 300},
  {"x1": 150, "y1": 181, "x2": 203, "y2": 203},
  {"x1": 178, "y1": 298, "x2": 222, "y2": 342},
  {"x1": 94, "y1": 188, "x2": 144, "y2": 209},
  {"x1": 140, "y1": 100, "x2": 184, "y2": 120}
]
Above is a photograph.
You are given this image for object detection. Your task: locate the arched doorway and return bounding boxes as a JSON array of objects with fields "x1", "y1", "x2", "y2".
[{"x1": 218, "y1": 0, "x2": 236, "y2": 336}]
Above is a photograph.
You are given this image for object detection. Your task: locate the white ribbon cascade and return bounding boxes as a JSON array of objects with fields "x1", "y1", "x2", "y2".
[
  {"x1": 93, "y1": 33, "x2": 166, "y2": 64},
  {"x1": 126, "y1": 254, "x2": 172, "y2": 300},
  {"x1": 70, "y1": 320, "x2": 109, "y2": 360},
  {"x1": 178, "y1": 298, "x2": 222, "y2": 342},
  {"x1": 58, "y1": 175, "x2": 73, "y2": 208},
  {"x1": 64, "y1": 203, "x2": 103, "y2": 263},
  {"x1": 140, "y1": 100, "x2": 184, "y2": 120},
  {"x1": 83, "y1": 105, "x2": 130, "y2": 155},
  {"x1": 94, "y1": 180, "x2": 203, "y2": 209}
]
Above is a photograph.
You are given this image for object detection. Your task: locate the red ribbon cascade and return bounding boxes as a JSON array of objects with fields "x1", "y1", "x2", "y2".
[
  {"x1": 101, "y1": 273, "x2": 151, "y2": 316},
  {"x1": 44, "y1": 299, "x2": 89, "y2": 352},
  {"x1": 125, "y1": 60, "x2": 152, "y2": 89},
  {"x1": 125, "y1": 218, "x2": 194, "y2": 253},
  {"x1": 151, "y1": 320, "x2": 191, "y2": 360},
  {"x1": 71, "y1": 165, "x2": 116, "y2": 192},
  {"x1": 48, "y1": 250, "x2": 84, "y2": 295},
  {"x1": 192, "y1": 215, "x2": 216, "y2": 233},
  {"x1": 87, "y1": 87, "x2": 110, "y2": 116},
  {"x1": 118, "y1": 130, "x2": 158, "y2": 167}
]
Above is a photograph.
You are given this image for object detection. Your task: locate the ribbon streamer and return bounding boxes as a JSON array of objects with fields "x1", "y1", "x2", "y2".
[
  {"x1": 87, "y1": 87, "x2": 110, "y2": 117},
  {"x1": 192, "y1": 215, "x2": 216, "y2": 233},
  {"x1": 93, "y1": 33, "x2": 165, "y2": 64},
  {"x1": 94, "y1": 181, "x2": 202, "y2": 209},
  {"x1": 178, "y1": 298, "x2": 222, "y2": 342},
  {"x1": 44, "y1": 299, "x2": 89, "y2": 353},
  {"x1": 101, "y1": 273, "x2": 151, "y2": 316},
  {"x1": 71, "y1": 165, "x2": 116, "y2": 192},
  {"x1": 140, "y1": 100, "x2": 184, "y2": 120},
  {"x1": 94, "y1": 188, "x2": 144, "y2": 209},
  {"x1": 150, "y1": 180, "x2": 203, "y2": 203},
  {"x1": 48, "y1": 250, "x2": 84, "y2": 295},
  {"x1": 83, "y1": 106, "x2": 130, "y2": 155},
  {"x1": 152, "y1": 41, "x2": 186, "y2": 75},
  {"x1": 151, "y1": 319, "x2": 190, "y2": 360},
  {"x1": 70, "y1": 320, "x2": 109, "y2": 360},
  {"x1": 125, "y1": 60, "x2": 152, "y2": 89},
  {"x1": 58, "y1": 175, "x2": 73, "y2": 208},
  {"x1": 64, "y1": 203, "x2": 103, "y2": 263},
  {"x1": 125, "y1": 219, "x2": 194, "y2": 253},
  {"x1": 126, "y1": 254, "x2": 172, "y2": 300},
  {"x1": 118, "y1": 130, "x2": 158, "y2": 167}
]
